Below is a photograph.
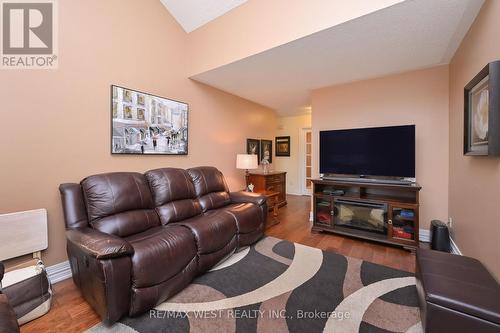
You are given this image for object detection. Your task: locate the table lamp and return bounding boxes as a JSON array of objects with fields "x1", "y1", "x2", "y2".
[{"x1": 236, "y1": 154, "x2": 258, "y2": 191}]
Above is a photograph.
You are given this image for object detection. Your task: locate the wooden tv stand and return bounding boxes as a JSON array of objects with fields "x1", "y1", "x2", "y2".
[{"x1": 311, "y1": 178, "x2": 421, "y2": 250}]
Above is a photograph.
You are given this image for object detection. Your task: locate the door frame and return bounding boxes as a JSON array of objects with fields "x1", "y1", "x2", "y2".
[{"x1": 299, "y1": 127, "x2": 312, "y2": 196}]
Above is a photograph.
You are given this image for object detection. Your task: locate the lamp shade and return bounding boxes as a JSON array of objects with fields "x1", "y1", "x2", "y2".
[{"x1": 236, "y1": 154, "x2": 258, "y2": 170}]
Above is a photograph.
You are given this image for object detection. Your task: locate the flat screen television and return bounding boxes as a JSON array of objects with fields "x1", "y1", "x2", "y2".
[{"x1": 320, "y1": 125, "x2": 415, "y2": 178}]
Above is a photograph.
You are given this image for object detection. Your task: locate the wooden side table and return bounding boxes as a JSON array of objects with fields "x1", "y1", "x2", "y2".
[
  {"x1": 248, "y1": 171, "x2": 287, "y2": 207},
  {"x1": 256, "y1": 190, "x2": 280, "y2": 229}
]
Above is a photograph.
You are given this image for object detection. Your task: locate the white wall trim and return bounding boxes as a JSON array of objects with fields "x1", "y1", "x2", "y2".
[
  {"x1": 298, "y1": 127, "x2": 313, "y2": 196},
  {"x1": 45, "y1": 260, "x2": 71, "y2": 284},
  {"x1": 419, "y1": 228, "x2": 462, "y2": 255},
  {"x1": 450, "y1": 236, "x2": 462, "y2": 255},
  {"x1": 309, "y1": 211, "x2": 314, "y2": 222},
  {"x1": 419, "y1": 229, "x2": 430, "y2": 242}
]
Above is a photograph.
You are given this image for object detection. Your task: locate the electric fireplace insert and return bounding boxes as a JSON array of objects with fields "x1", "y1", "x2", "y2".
[{"x1": 333, "y1": 199, "x2": 388, "y2": 234}]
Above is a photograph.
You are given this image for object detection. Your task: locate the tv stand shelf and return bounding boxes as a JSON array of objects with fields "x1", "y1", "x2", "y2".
[{"x1": 311, "y1": 178, "x2": 421, "y2": 250}]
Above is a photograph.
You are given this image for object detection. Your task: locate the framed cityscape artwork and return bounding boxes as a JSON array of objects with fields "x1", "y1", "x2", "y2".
[{"x1": 111, "y1": 85, "x2": 188, "y2": 155}]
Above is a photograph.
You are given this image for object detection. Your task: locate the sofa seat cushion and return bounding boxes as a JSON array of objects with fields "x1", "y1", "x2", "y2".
[
  {"x1": 91, "y1": 210, "x2": 160, "y2": 238},
  {"x1": 126, "y1": 226, "x2": 197, "y2": 288},
  {"x1": 177, "y1": 210, "x2": 237, "y2": 254},
  {"x1": 198, "y1": 192, "x2": 231, "y2": 212},
  {"x1": 416, "y1": 248, "x2": 500, "y2": 325},
  {"x1": 223, "y1": 203, "x2": 262, "y2": 234}
]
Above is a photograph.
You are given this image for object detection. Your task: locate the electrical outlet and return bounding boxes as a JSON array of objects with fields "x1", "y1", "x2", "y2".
[{"x1": 448, "y1": 217, "x2": 453, "y2": 228}]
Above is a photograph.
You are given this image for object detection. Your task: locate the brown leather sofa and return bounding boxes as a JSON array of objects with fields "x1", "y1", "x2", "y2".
[
  {"x1": 0, "y1": 263, "x2": 20, "y2": 333},
  {"x1": 59, "y1": 166, "x2": 267, "y2": 324},
  {"x1": 416, "y1": 248, "x2": 500, "y2": 333}
]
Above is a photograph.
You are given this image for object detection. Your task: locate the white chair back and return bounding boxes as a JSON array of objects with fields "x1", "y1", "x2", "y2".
[{"x1": 0, "y1": 209, "x2": 48, "y2": 261}]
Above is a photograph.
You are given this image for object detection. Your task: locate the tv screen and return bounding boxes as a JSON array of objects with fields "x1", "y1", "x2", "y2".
[{"x1": 320, "y1": 125, "x2": 415, "y2": 178}]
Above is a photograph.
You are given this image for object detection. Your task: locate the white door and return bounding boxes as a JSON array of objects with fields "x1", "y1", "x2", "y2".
[{"x1": 299, "y1": 128, "x2": 313, "y2": 195}]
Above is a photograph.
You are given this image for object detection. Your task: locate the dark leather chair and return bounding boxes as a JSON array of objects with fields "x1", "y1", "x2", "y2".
[
  {"x1": 0, "y1": 263, "x2": 20, "y2": 333},
  {"x1": 416, "y1": 248, "x2": 500, "y2": 333},
  {"x1": 59, "y1": 166, "x2": 267, "y2": 324}
]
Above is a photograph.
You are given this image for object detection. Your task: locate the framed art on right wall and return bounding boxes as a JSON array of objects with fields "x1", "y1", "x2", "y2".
[
  {"x1": 464, "y1": 60, "x2": 500, "y2": 156},
  {"x1": 275, "y1": 136, "x2": 291, "y2": 156}
]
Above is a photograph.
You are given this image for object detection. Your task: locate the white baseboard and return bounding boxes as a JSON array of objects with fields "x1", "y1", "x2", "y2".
[
  {"x1": 450, "y1": 237, "x2": 462, "y2": 255},
  {"x1": 309, "y1": 211, "x2": 313, "y2": 222},
  {"x1": 45, "y1": 260, "x2": 71, "y2": 284},
  {"x1": 419, "y1": 228, "x2": 462, "y2": 255},
  {"x1": 419, "y1": 229, "x2": 430, "y2": 242}
]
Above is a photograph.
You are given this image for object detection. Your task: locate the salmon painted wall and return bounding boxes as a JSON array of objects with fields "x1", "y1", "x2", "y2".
[
  {"x1": 0, "y1": 0, "x2": 276, "y2": 266},
  {"x1": 311, "y1": 66, "x2": 450, "y2": 231},
  {"x1": 449, "y1": 0, "x2": 500, "y2": 279},
  {"x1": 186, "y1": 0, "x2": 402, "y2": 76}
]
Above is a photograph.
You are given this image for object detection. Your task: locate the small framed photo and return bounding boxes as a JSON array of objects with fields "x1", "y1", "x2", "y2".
[
  {"x1": 464, "y1": 61, "x2": 500, "y2": 156},
  {"x1": 275, "y1": 136, "x2": 290, "y2": 156},
  {"x1": 246, "y1": 138, "x2": 260, "y2": 163},
  {"x1": 260, "y1": 139, "x2": 273, "y2": 163}
]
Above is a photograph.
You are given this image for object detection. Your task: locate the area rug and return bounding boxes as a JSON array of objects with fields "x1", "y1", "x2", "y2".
[{"x1": 87, "y1": 236, "x2": 422, "y2": 333}]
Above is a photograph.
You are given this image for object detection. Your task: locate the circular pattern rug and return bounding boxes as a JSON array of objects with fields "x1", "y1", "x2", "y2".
[{"x1": 87, "y1": 236, "x2": 422, "y2": 333}]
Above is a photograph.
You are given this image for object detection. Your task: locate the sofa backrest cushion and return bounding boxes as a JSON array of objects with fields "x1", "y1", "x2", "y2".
[
  {"x1": 145, "y1": 168, "x2": 202, "y2": 224},
  {"x1": 187, "y1": 167, "x2": 231, "y2": 212},
  {"x1": 81, "y1": 172, "x2": 160, "y2": 237}
]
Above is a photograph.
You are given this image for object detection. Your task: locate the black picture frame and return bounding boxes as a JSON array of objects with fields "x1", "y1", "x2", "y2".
[
  {"x1": 464, "y1": 61, "x2": 500, "y2": 156},
  {"x1": 111, "y1": 85, "x2": 189, "y2": 155},
  {"x1": 260, "y1": 139, "x2": 273, "y2": 164},
  {"x1": 246, "y1": 138, "x2": 260, "y2": 164},
  {"x1": 275, "y1": 136, "x2": 291, "y2": 156}
]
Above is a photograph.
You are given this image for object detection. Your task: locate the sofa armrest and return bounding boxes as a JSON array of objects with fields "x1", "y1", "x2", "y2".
[
  {"x1": 0, "y1": 262, "x2": 4, "y2": 282},
  {"x1": 230, "y1": 191, "x2": 266, "y2": 206},
  {"x1": 66, "y1": 228, "x2": 134, "y2": 260},
  {"x1": 59, "y1": 183, "x2": 89, "y2": 229}
]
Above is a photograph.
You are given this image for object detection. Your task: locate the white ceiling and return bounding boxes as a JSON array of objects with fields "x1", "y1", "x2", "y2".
[
  {"x1": 191, "y1": 0, "x2": 484, "y2": 116},
  {"x1": 160, "y1": 0, "x2": 247, "y2": 33}
]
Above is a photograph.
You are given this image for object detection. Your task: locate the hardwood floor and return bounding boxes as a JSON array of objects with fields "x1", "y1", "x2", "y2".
[
  {"x1": 21, "y1": 194, "x2": 416, "y2": 333},
  {"x1": 20, "y1": 278, "x2": 100, "y2": 333}
]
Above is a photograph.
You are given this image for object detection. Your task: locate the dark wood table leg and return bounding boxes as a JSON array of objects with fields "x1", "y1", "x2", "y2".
[
  {"x1": 266, "y1": 195, "x2": 280, "y2": 229},
  {"x1": 273, "y1": 196, "x2": 279, "y2": 218}
]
